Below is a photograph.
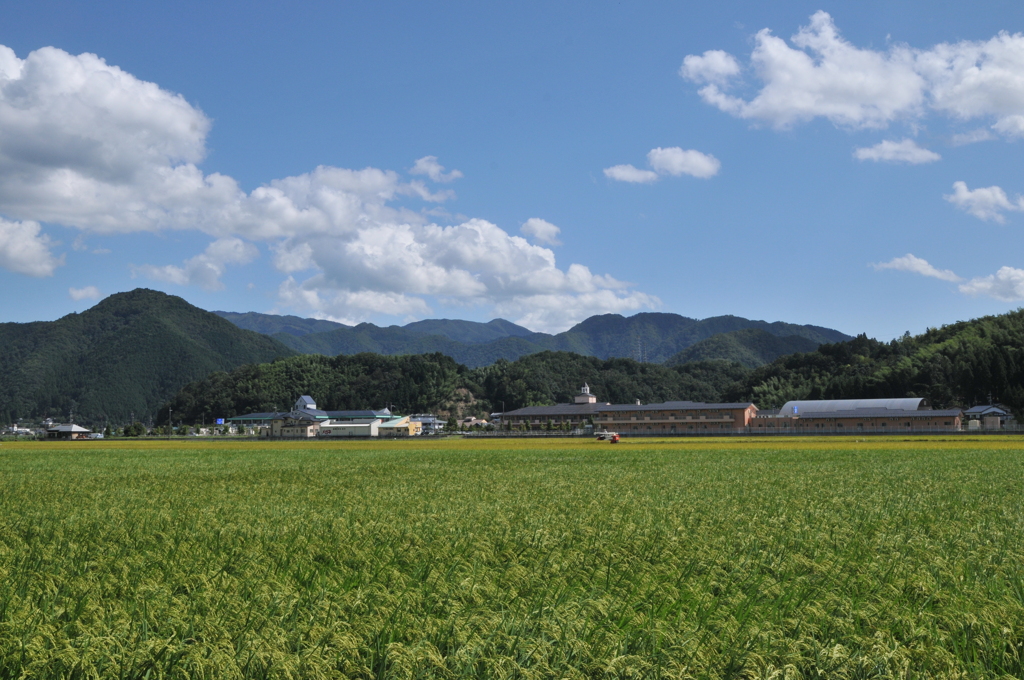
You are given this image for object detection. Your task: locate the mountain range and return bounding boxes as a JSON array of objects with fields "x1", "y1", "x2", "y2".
[
  {"x1": 0, "y1": 290, "x2": 850, "y2": 425},
  {"x1": 0, "y1": 290, "x2": 295, "y2": 425},
  {"x1": 167, "y1": 305, "x2": 1024, "y2": 424},
  {"x1": 214, "y1": 310, "x2": 850, "y2": 368}
]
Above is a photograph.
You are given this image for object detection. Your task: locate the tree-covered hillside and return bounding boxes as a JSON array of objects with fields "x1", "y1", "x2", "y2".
[
  {"x1": 729, "y1": 310, "x2": 1024, "y2": 413},
  {"x1": 467, "y1": 352, "x2": 749, "y2": 411},
  {"x1": 665, "y1": 329, "x2": 819, "y2": 369},
  {"x1": 163, "y1": 353, "x2": 466, "y2": 424},
  {"x1": 162, "y1": 350, "x2": 750, "y2": 422},
  {"x1": 162, "y1": 308, "x2": 1024, "y2": 422},
  {"x1": 0, "y1": 290, "x2": 296, "y2": 426}
]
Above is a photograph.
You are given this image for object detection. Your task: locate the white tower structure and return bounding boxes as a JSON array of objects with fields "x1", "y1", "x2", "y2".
[{"x1": 575, "y1": 383, "x2": 597, "y2": 404}]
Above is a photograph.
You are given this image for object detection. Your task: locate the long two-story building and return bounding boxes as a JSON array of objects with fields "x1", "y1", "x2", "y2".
[
  {"x1": 501, "y1": 384, "x2": 758, "y2": 433},
  {"x1": 501, "y1": 387, "x2": 964, "y2": 434}
]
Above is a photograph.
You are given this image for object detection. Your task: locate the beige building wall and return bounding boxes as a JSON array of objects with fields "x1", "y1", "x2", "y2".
[{"x1": 752, "y1": 414, "x2": 961, "y2": 431}]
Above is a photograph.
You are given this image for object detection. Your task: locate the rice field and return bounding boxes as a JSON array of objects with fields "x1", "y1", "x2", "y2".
[{"x1": 1, "y1": 437, "x2": 1023, "y2": 679}]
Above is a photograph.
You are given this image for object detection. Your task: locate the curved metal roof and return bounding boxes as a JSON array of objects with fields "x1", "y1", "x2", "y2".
[{"x1": 778, "y1": 398, "x2": 927, "y2": 416}]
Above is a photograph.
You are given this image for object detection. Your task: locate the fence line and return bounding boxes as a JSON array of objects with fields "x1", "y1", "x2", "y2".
[{"x1": 465, "y1": 426, "x2": 1022, "y2": 438}]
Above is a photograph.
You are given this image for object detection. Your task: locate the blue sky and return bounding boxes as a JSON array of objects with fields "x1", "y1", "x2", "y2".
[{"x1": 2, "y1": 1, "x2": 1024, "y2": 338}]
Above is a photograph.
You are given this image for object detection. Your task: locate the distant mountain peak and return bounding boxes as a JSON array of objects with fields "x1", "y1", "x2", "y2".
[{"x1": 215, "y1": 308, "x2": 851, "y2": 368}]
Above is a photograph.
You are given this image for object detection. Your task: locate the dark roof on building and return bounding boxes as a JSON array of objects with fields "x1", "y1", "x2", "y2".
[
  {"x1": 964, "y1": 404, "x2": 1009, "y2": 416},
  {"x1": 325, "y1": 409, "x2": 392, "y2": 419},
  {"x1": 598, "y1": 401, "x2": 755, "y2": 412},
  {"x1": 47, "y1": 424, "x2": 91, "y2": 433},
  {"x1": 505, "y1": 403, "x2": 604, "y2": 417},
  {"x1": 228, "y1": 408, "x2": 334, "y2": 422},
  {"x1": 280, "y1": 411, "x2": 321, "y2": 422},
  {"x1": 227, "y1": 411, "x2": 284, "y2": 421},
  {"x1": 505, "y1": 400, "x2": 754, "y2": 418}
]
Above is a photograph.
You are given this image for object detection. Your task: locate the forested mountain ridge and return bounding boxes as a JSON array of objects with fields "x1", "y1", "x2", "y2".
[
  {"x1": 161, "y1": 351, "x2": 751, "y2": 424},
  {"x1": 665, "y1": 329, "x2": 819, "y2": 369},
  {"x1": 728, "y1": 309, "x2": 1024, "y2": 412},
  {"x1": 164, "y1": 308, "x2": 1024, "y2": 421},
  {"x1": 0, "y1": 290, "x2": 296, "y2": 425},
  {"x1": 213, "y1": 311, "x2": 345, "y2": 337},
  {"x1": 222, "y1": 310, "x2": 850, "y2": 367}
]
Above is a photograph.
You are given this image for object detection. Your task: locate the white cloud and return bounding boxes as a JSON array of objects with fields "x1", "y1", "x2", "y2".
[
  {"x1": 605, "y1": 147, "x2": 720, "y2": 184},
  {"x1": 683, "y1": 12, "x2": 1024, "y2": 136},
  {"x1": 682, "y1": 12, "x2": 923, "y2": 129},
  {"x1": 68, "y1": 285, "x2": 101, "y2": 301},
  {"x1": 680, "y1": 50, "x2": 741, "y2": 84},
  {"x1": 494, "y1": 289, "x2": 660, "y2": 334},
  {"x1": 603, "y1": 164, "x2": 659, "y2": 183},
  {"x1": 959, "y1": 266, "x2": 1024, "y2": 301},
  {"x1": 951, "y1": 128, "x2": 995, "y2": 145},
  {"x1": 872, "y1": 254, "x2": 961, "y2": 282},
  {"x1": 277, "y1": 277, "x2": 431, "y2": 326},
  {"x1": 853, "y1": 139, "x2": 940, "y2": 164},
  {"x1": 0, "y1": 217, "x2": 63, "y2": 276},
  {"x1": 873, "y1": 256, "x2": 1024, "y2": 304},
  {"x1": 271, "y1": 219, "x2": 657, "y2": 332},
  {"x1": 0, "y1": 43, "x2": 656, "y2": 331},
  {"x1": 520, "y1": 218, "x2": 561, "y2": 245},
  {"x1": 992, "y1": 115, "x2": 1024, "y2": 137},
  {"x1": 647, "y1": 147, "x2": 721, "y2": 178},
  {"x1": 944, "y1": 181, "x2": 1024, "y2": 222},
  {"x1": 410, "y1": 156, "x2": 463, "y2": 183},
  {"x1": 133, "y1": 237, "x2": 258, "y2": 290}
]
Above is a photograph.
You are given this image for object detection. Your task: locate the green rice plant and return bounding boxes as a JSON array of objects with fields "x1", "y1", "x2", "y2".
[{"x1": 0, "y1": 437, "x2": 1022, "y2": 678}]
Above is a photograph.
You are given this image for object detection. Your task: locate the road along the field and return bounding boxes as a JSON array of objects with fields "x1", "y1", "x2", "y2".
[{"x1": 1, "y1": 437, "x2": 1022, "y2": 678}]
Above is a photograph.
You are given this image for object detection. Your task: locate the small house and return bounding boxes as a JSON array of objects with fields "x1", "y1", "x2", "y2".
[{"x1": 47, "y1": 424, "x2": 92, "y2": 440}]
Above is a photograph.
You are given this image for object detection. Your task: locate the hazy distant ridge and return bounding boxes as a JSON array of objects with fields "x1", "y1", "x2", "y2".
[{"x1": 215, "y1": 310, "x2": 850, "y2": 368}]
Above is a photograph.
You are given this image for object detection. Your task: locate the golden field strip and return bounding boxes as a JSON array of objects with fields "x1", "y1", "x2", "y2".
[{"x1": 1, "y1": 437, "x2": 1023, "y2": 679}]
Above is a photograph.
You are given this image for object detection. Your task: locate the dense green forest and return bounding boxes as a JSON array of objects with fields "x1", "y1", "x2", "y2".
[
  {"x1": 160, "y1": 351, "x2": 750, "y2": 423},
  {"x1": 0, "y1": 290, "x2": 295, "y2": 425},
  {"x1": 163, "y1": 353, "x2": 467, "y2": 424},
  {"x1": 162, "y1": 309, "x2": 1024, "y2": 421},
  {"x1": 730, "y1": 310, "x2": 1024, "y2": 412},
  {"x1": 665, "y1": 329, "x2": 819, "y2": 369}
]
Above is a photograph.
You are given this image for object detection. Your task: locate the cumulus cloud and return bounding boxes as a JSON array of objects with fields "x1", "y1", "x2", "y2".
[
  {"x1": 0, "y1": 217, "x2": 63, "y2": 276},
  {"x1": 951, "y1": 128, "x2": 995, "y2": 145},
  {"x1": 277, "y1": 277, "x2": 432, "y2": 326},
  {"x1": 494, "y1": 289, "x2": 660, "y2": 335},
  {"x1": 271, "y1": 220, "x2": 658, "y2": 332},
  {"x1": 410, "y1": 156, "x2": 463, "y2": 183},
  {"x1": 647, "y1": 147, "x2": 721, "y2": 178},
  {"x1": 682, "y1": 11, "x2": 1024, "y2": 136},
  {"x1": 520, "y1": 218, "x2": 562, "y2": 245},
  {"x1": 605, "y1": 147, "x2": 720, "y2": 183},
  {"x1": 945, "y1": 181, "x2": 1024, "y2": 222},
  {"x1": 0, "y1": 43, "x2": 655, "y2": 331},
  {"x1": 133, "y1": 238, "x2": 258, "y2": 290},
  {"x1": 872, "y1": 254, "x2": 961, "y2": 282},
  {"x1": 68, "y1": 285, "x2": 101, "y2": 301},
  {"x1": 853, "y1": 139, "x2": 940, "y2": 164},
  {"x1": 874, "y1": 255, "x2": 1024, "y2": 304},
  {"x1": 680, "y1": 50, "x2": 741, "y2": 84},
  {"x1": 959, "y1": 267, "x2": 1024, "y2": 300},
  {"x1": 0, "y1": 44, "x2": 445, "y2": 237},
  {"x1": 603, "y1": 164, "x2": 659, "y2": 183}
]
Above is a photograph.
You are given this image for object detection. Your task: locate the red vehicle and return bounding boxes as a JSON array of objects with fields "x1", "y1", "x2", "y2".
[{"x1": 610, "y1": 434, "x2": 620, "y2": 443}]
